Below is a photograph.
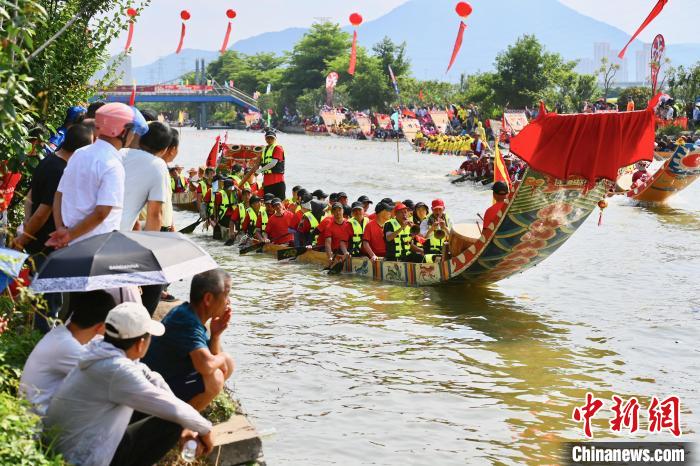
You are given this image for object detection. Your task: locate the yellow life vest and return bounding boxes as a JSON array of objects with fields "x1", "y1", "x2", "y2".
[
  {"x1": 246, "y1": 207, "x2": 268, "y2": 234},
  {"x1": 386, "y1": 218, "x2": 411, "y2": 260},
  {"x1": 348, "y1": 217, "x2": 368, "y2": 256},
  {"x1": 208, "y1": 190, "x2": 230, "y2": 220}
]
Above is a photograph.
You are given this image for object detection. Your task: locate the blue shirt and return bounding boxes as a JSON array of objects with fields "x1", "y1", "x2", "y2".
[{"x1": 143, "y1": 302, "x2": 209, "y2": 380}]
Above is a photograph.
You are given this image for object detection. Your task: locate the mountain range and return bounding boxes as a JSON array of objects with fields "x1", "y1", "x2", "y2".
[{"x1": 131, "y1": 0, "x2": 700, "y2": 85}]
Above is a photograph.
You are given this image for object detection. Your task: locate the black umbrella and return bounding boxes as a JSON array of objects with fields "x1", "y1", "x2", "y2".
[{"x1": 31, "y1": 231, "x2": 218, "y2": 293}]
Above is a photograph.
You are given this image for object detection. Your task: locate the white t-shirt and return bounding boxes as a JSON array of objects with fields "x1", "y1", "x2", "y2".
[
  {"x1": 58, "y1": 139, "x2": 125, "y2": 244},
  {"x1": 19, "y1": 325, "x2": 87, "y2": 416},
  {"x1": 119, "y1": 148, "x2": 168, "y2": 231}
]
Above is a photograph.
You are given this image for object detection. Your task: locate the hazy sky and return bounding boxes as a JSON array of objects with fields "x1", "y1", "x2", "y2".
[{"x1": 108, "y1": 0, "x2": 696, "y2": 66}]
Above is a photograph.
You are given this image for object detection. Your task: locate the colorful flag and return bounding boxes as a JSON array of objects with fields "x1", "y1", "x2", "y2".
[
  {"x1": 493, "y1": 141, "x2": 512, "y2": 193},
  {"x1": 206, "y1": 136, "x2": 220, "y2": 168},
  {"x1": 178, "y1": 111, "x2": 185, "y2": 124},
  {"x1": 618, "y1": 0, "x2": 668, "y2": 59},
  {"x1": 388, "y1": 65, "x2": 400, "y2": 95},
  {"x1": 266, "y1": 83, "x2": 271, "y2": 94},
  {"x1": 419, "y1": 89, "x2": 424, "y2": 101}
]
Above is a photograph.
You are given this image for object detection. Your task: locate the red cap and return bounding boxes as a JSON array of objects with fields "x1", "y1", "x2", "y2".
[
  {"x1": 393, "y1": 202, "x2": 408, "y2": 211},
  {"x1": 431, "y1": 199, "x2": 445, "y2": 209}
]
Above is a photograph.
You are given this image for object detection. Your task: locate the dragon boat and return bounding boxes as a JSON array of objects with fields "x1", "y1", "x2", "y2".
[
  {"x1": 172, "y1": 143, "x2": 262, "y2": 212},
  {"x1": 230, "y1": 105, "x2": 656, "y2": 286},
  {"x1": 626, "y1": 143, "x2": 700, "y2": 204}
]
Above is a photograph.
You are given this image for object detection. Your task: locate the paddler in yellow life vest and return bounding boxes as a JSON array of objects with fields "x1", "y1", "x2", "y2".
[
  {"x1": 284, "y1": 185, "x2": 302, "y2": 212},
  {"x1": 230, "y1": 187, "x2": 252, "y2": 233},
  {"x1": 384, "y1": 203, "x2": 423, "y2": 262},
  {"x1": 196, "y1": 167, "x2": 215, "y2": 218},
  {"x1": 210, "y1": 178, "x2": 235, "y2": 230},
  {"x1": 242, "y1": 194, "x2": 268, "y2": 242},
  {"x1": 256, "y1": 129, "x2": 286, "y2": 200},
  {"x1": 230, "y1": 163, "x2": 251, "y2": 194},
  {"x1": 169, "y1": 165, "x2": 187, "y2": 193},
  {"x1": 348, "y1": 202, "x2": 369, "y2": 257}
]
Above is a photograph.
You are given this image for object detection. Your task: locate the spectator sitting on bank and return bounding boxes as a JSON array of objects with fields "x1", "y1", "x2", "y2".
[
  {"x1": 19, "y1": 290, "x2": 116, "y2": 416},
  {"x1": 44, "y1": 301, "x2": 214, "y2": 466},
  {"x1": 143, "y1": 269, "x2": 234, "y2": 412}
]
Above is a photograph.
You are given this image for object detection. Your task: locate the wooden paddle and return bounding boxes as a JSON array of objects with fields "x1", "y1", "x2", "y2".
[
  {"x1": 276, "y1": 247, "x2": 307, "y2": 261},
  {"x1": 239, "y1": 241, "x2": 265, "y2": 255},
  {"x1": 179, "y1": 218, "x2": 204, "y2": 234},
  {"x1": 223, "y1": 231, "x2": 240, "y2": 247}
]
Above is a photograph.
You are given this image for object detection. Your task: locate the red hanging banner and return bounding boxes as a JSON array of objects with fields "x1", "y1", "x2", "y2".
[
  {"x1": 176, "y1": 10, "x2": 190, "y2": 54},
  {"x1": 220, "y1": 9, "x2": 236, "y2": 53},
  {"x1": 348, "y1": 13, "x2": 362, "y2": 76},
  {"x1": 348, "y1": 31, "x2": 358, "y2": 75},
  {"x1": 446, "y1": 3, "x2": 472, "y2": 73},
  {"x1": 124, "y1": 8, "x2": 137, "y2": 51},
  {"x1": 446, "y1": 21, "x2": 466, "y2": 73},
  {"x1": 617, "y1": 0, "x2": 668, "y2": 59}
]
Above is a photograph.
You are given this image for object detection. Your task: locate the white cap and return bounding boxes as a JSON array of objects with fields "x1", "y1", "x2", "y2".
[{"x1": 105, "y1": 302, "x2": 165, "y2": 339}]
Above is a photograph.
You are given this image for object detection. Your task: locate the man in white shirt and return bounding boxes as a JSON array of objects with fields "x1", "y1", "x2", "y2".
[
  {"x1": 20, "y1": 291, "x2": 115, "y2": 416},
  {"x1": 48, "y1": 103, "x2": 149, "y2": 248},
  {"x1": 119, "y1": 121, "x2": 172, "y2": 231},
  {"x1": 45, "y1": 302, "x2": 214, "y2": 466}
]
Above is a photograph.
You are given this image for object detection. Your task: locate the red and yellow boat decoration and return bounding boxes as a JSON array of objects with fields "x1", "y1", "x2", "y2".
[{"x1": 627, "y1": 143, "x2": 700, "y2": 203}]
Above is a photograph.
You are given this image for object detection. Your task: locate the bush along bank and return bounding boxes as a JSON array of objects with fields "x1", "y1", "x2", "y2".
[{"x1": 0, "y1": 292, "x2": 65, "y2": 465}]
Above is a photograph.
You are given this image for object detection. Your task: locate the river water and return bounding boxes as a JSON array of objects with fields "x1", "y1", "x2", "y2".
[{"x1": 170, "y1": 128, "x2": 699, "y2": 465}]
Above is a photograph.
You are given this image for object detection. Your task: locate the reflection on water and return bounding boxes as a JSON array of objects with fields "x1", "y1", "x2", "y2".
[{"x1": 169, "y1": 129, "x2": 699, "y2": 465}]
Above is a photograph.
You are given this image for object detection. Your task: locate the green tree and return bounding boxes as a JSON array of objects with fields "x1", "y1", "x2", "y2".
[
  {"x1": 491, "y1": 35, "x2": 575, "y2": 109},
  {"x1": 280, "y1": 22, "x2": 350, "y2": 105},
  {"x1": 326, "y1": 47, "x2": 392, "y2": 111},
  {"x1": 372, "y1": 36, "x2": 410, "y2": 80},
  {"x1": 540, "y1": 71, "x2": 600, "y2": 112},
  {"x1": 207, "y1": 51, "x2": 284, "y2": 95},
  {"x1": 597, "y1": 57, "x2": 620, "y2": 102},
  {"x1": 667, "y1": 62, "x2": 700, "y2": 116},
  {"x1": 617, "y1": 86, "x2": 652, "y2": 110}
]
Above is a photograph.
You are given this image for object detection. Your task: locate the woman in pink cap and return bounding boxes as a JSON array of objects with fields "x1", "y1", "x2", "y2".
[{"x1": 48, "y1": 103, "x2": 149, "y2": 248}]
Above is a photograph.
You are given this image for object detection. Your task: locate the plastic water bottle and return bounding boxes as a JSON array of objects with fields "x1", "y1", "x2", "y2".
[{"x1": 181, "y1": 439, "x2": 198, "y2": 463}]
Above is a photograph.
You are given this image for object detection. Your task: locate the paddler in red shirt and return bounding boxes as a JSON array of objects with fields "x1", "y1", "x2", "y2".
[
  {"x1": 323, "y1": 202, "x2": 352, "y2": 267},
  {"x1": 263, "y1": 198, "x2": 295, "y2": 245},
  {"x1": 362, "y1": 202, "x2": 392, "y2": 260},
  {"x1": 256, "y1": 130, "x2": 286, "y2": 201},
  {"x1": 357, "y1": 195, "x2": 375, "y2": 220},
  {"x1": 482, "y1": 181, "x2": 509, "y2": 230}
]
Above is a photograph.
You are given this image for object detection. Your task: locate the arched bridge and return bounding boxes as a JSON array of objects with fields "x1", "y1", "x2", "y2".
[{"x1": 97, "y1": 82, "x2": 260, "y2": 128}]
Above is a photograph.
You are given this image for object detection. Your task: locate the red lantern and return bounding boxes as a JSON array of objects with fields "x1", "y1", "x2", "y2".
[
  {"x1": 226, "y1": 9, "x2": 236, "y2": 19},
  {"x1": 126, "y1": 8, "x2": 137, "y2": 17},
  {"x1": 349, "y1": 13, "x2": 363, "y2": 26},
  {"x1": 180, "y1": 10, "x2": 191, "y2": 21},
  {"x1": 455, "y1": 2, "x2": 473, "y2": 18},
  {"x1": 597, "y1": 199, "x2": 608, "y2": 226}
]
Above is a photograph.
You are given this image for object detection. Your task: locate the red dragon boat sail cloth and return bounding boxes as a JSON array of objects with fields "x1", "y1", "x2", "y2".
[{"x1": 509, "y1": 102, "x2": 656, "y2": 188}]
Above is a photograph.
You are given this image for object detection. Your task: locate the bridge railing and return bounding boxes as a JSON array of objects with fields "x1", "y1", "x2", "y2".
[{"x1": 209, "y1": 81, "x2": 259, "y2": 110}]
